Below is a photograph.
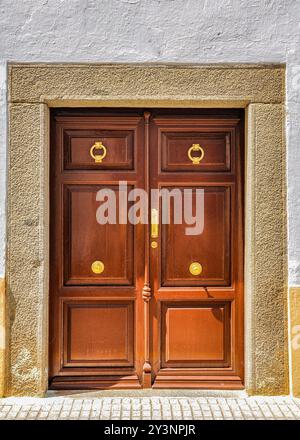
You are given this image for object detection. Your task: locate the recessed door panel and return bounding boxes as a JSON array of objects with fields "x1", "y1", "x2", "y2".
[
  {"x1": 64, "y1": 129, "x2": 134, "y2": 170},
  {"x1": 161, "y1": 186, "x2": 231, "y2": 287},
  {"x1": 63, "y1": 301, "x2": 134, "y2": 367},
  {"x1": 161, "y1": 131, "x2": 231, "y2": 172},
  {"x1": 161, "y1": 302, "x2": 230, "y2": 367},
  {"x1": 64, "y1": 185, "x2": 134, "y2": 286}
]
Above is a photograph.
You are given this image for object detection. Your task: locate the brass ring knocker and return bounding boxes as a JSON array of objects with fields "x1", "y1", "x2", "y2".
[
  {"x1": 90, "y1": 141, "x2": 107, "y2": 163},
  {"x1": 188, "y1": 144, "x2": 205, "y2": 165}
]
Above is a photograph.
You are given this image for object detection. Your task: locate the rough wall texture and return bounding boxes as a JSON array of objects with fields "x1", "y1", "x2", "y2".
[
  {"x1": 0, "y1": 62, "x2": 6, "y2": 278},
  {"x1": 0, "y1": 0, "x2": 298, "y2": 64},
  {"x1": 9, "y1": 64, "x2": 284, "y2": 105},
  {"x1": 7, "y1": 103, "x2": 49, "y2": 396},
  {"x1": 245, "y1": 104, "x2": 288, "y2": 395}
]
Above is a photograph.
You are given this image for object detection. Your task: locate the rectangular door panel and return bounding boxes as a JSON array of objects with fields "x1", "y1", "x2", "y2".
[
  {"x1": 161, "y1": 186, "x2": 231, "y2": 287},
  {"x1": 63, "y1": 301, "x2": 134, "y2": 367},
  {"x1": 64, "y1": 129, "x2": 134, "y2": 170},
  {"x1": 161, "y1": 132, "x2": 231, "y2": 172},
  {"x1": 161, "y1": 302, "x2": 230, "y2": 368},
  {"x1": 64, "y1": 185, "x2": 134, "y2": 286}
]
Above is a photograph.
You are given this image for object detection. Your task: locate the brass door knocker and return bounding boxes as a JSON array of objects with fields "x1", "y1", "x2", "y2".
[
  {"x1": 90, "y1": 141, "x2": 107, "y2": 163},
  {"x1": 188, "y1": 144, "x2": 205, "y2": 165}
]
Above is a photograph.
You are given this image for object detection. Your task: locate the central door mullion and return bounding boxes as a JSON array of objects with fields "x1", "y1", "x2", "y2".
[{"x1": 141, "y1": 110, "x2": 152, "y2": 388}]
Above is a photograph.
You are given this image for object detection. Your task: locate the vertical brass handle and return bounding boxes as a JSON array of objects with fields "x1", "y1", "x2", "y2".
[{"x1": 151, "y1": 208, "x2": 159, "y2": 238}]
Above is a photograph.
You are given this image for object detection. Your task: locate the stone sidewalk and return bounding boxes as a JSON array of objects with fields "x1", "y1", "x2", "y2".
[{"x1": 1, "y1": 392, "x2": 300, "y2": 420}]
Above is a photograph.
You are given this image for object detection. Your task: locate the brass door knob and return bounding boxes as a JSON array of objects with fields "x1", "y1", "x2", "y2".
[
  {"x1": 189, "y1": 262, "x2": 203, "y2": 276},
  {"x1": 91, "y1": 260, "x2": 105, "y2": 274}
]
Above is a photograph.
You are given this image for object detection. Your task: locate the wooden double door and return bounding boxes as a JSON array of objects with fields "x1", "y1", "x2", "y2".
[{"x1": 49, "y1": 109, "x2": 244, "y2": 389}]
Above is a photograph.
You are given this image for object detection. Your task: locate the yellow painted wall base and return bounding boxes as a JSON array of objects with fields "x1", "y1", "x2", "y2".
[
  {"x1": 290, "y1": 286, "x2": 300, "y2": 397},
  {"x1": 0, "y1": 277, "x2": 5, "y2": 397}
]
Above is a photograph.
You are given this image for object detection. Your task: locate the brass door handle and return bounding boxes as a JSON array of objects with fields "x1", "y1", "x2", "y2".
[
  {"x1": 188, "y1": 144, "x2": 205, "y2": 165},
  {"x1": 90, "y1": 141, "x2": 107, "y2": 163},
  {"x1": 151, "y1": 208, "x2": 159, "y2": 238}
]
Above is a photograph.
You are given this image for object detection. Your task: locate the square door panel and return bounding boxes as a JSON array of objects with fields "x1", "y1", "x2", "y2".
[
  {"x1": 161, "y1": 302, "x2": 231, "y2": 368},
  {"x1": 161, "y1": 186, "x2": 231, "y2": 287},
  {"x1": 64, "y1": 185, "x2": 134, "y2": 285},
  {"x1": 63, "y1": 129, "x2": 134, "y2": 170},
  {"x1": 63, "y1": 301, "x2": 134, "y2": 367},
  {"x1": 160, "y1": 131, "x2": 231, "y2": 172}
]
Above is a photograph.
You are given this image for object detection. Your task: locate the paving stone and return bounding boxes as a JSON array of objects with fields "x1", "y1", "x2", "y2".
[{"x1": 0, "y1": 396, "x2": 300, "y2": 420}]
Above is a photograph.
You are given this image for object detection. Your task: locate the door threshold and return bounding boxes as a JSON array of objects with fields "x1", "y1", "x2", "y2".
[
  {"x1": 46, "y1": 389, "x2": 248, "y2": 399},
  {"x1": 49, "y1": 375, "x2": 142, "y2": 391}
]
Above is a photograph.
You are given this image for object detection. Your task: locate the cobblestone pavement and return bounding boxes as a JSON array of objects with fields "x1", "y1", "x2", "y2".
[{"x1": 1, "y1": 395, "x2": 300, "y2": 420}]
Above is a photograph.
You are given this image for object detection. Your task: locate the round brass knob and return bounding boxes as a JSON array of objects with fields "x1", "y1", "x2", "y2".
[
  {"x1": 189, "y1": 262, "x2": 203, "y2": 276},
  {"x1": 91, "y1": 260, "x2": 105, "y2": 274}
]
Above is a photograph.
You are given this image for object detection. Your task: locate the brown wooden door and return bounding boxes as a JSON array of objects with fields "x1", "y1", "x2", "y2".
[{"x1": 49, "y1": 109, "x2": 244, "y2": 389}]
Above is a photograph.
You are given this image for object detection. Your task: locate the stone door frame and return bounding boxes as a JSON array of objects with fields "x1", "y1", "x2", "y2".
[{"x1": 5, "y1": 63, "x2": 288, "y2": 396}]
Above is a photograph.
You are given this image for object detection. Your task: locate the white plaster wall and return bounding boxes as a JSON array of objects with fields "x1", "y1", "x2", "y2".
[
  {"x1": 0, "y1": 61, "x2": 7, "y2": 278},
  {"x1": 0, "y1": 0, "x2": 299, "y2": 283}
]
